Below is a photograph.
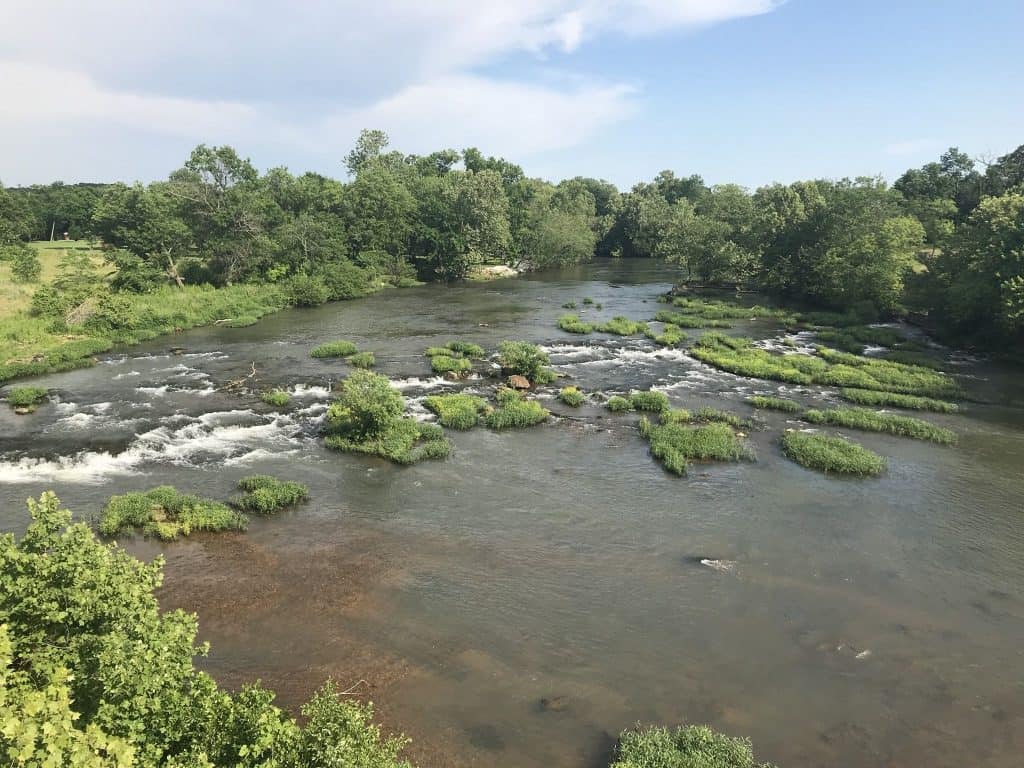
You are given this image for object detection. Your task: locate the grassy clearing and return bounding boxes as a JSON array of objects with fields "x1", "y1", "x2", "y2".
[
  {"x1": 639, "y1": 414, "x2": 752, "y2": 476},
  {"x1": 484, "y1": 388, "x2": 549, "y2": 429},
  {"x1": 232, "y1": 475, "x2": 309, "y2": 514},
  {"x1": 596, "y1": 316, "x2": 649, "y2": 336},
  {"x1": 559, "y1": 386, "x2": 585, "y2": 406},
  {"x1": 311, "y1": 340, "x2": 358, "y2": 358},
  {"x1": 348, "y1": 351, "x2": 375, "y2": 368},
  {"x1": 746, "y1": 395, "x2": 801, "y2": 412},
  {"x1": 611, "y1": 723, "x2": 776, "y2": 768},
  {"x1": 261, "y1": 388, "x2": 291, "y2": 407},
  {"x1": 423, "y1": 393, "x2": 489, "y2": 429},
  {"x1": 839, "y1": 387, "x2": 958, "y2": 413},
  {"x1": 781, "y1": 431, "x2": 886, "y2": 476},
  {"x1": 691, "y1": 333, "x2": 959, "y2": 398},
  {"x1": 5, "y1": 386, "x2": 48, "y2": 412},
  {"x1": 803, "y1": 407, "x2": 956, "y2": 444},
  {"x1": 557, "y1": 314, "x2": 593, "y2": 334},
  {"x1": 99, "y1": 486, "x2": 247, "y2": 540}
]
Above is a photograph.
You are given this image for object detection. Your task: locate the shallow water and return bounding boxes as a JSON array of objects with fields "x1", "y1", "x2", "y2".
[{"x1": 2, "y1": 259, "x2": 1023, "y2": 767}]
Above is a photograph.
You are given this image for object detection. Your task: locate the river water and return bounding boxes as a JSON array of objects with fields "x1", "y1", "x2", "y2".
[{"x1": 1, "y1": 259, "x2": 1023, "y2": 767}]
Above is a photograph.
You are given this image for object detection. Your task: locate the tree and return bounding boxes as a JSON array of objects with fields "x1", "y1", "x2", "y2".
[
  {"x1": 10, "y1": 247, "x2": 41, "y2": 283},
  {"x1": 345, "y1": 129, "x2": 391, "y2": 176}
]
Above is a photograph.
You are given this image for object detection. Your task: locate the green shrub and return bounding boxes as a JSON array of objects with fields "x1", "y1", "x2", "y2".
[
  {"x1": 498, "y1": 340, "x2": 554, "y2": 383},
  {"x1": 652, "y1": 323, "x2": 686, "y2": 346},
  {"x1": 99, "y1": 486, "x2": 247, "y2": 540},
  {"x1": 781, "y1": 431, "x2": 886, "y2": 476},
  {"x1": 311, "y1": 340, "x2": 358, "y2": 358},
  {"x1": 629, "y1": 390, "x2": 669, "y2": 412},
  {"x1": 321, "y1": 261, "x2": 373, "y2": 300},
  {"x1": 6, "y1": 386, "x2": 47, "y2": 409},
  {"x1": 641, "y1": 418, "x2": 751, "y2": 476},
  {"x1": 325, "y1": 416, "x2": 450, "y2": 464},
  {"x1": 606, "y1": 395, "x2": 633, "y2": 412},
  {"x1": 349, "y1": 351, "x2": 376, "y2": 368},
  {"x1": 233, "y1": 475, "x2": 309, "y2": 514},
  {"x1": 445, "y1": 340, "x2": 485, "y2": 358},
  {"x1": 261, "y1": 389, "x2": 291, "y2": 407},
  {"x1": 285, "y1": 273, "x2": 330, "y2": 307},
  {"x1": 485, "y1": 390, "x2": 549, "y2": 429},
  {"x1": 561, "y1": 301, "x2": 577, "y2": 309},
  {"x1": 611, "y1": 723, "x2": 775, "y2": 768},
  {"x1": 423, "y1": 393, "x2": 488, "y2": 429},
  {"x1": 559, "y1": 386, "x2": 585, "y2": 406},
  {"x1": 746, "y1": 395, "x2": 801, "y2": 412},
  {"x1": 431, "y1": 354, "x2": 471, "y2": 375},
  {"x1": 10, "y1": 248, "x2": 42, "y2": 283},
  {"x1": 597, "y1": 316, "x2": 648, "y2": 335},
  {"x1": 803, "y1": 407, "x2": 956, "y2": 444},
  {"x1": 839, "y1": 388, "x2": 958, "y2": 413},
  {"x1": 557, "y1": 314, "x2": 593, "y2": 334}
]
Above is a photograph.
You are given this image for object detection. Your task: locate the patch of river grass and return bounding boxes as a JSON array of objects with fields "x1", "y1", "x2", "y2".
[
  {"x1": 6, "y1": 386, "x2": 47, "y2": 412},
  {"x1": 596, "y1": 316, "x2": 649, "y2": 336},
  {"x1": 348, "y1": 351, "x2": 376, "y2": 368},
  {"x1": 611, "y1": 723, "x2": 777, "y2": 768},
  {"x1": 260, "y1": 388, "x2": 291, "y2": 407},
  {"x1": 803, "y1": 407, "x2": 956, "y2": 444},
  {"x1": 311, "y1": 340, "x2": 358, "y2": 358},
  {"x1": 99, "y1": 486, "x2": 247, "y2": 540},
  {"x1": 782, "y1": 431, "x2": 886, "y2": 476},
  {"x1": 839, "y1": 388, "x2": 958, "y2": 413},
  {"x1": 485, "y1": 388, "x2": 549, "y2": 429},
  {"x1": 746, "y1": 395, "x2": 801, "y2": 412},
  {"x1": 557, "y1": 314, "x2": 593, "y2": 334},
  {"x1": 639, "y1": 413, "x2": 752, "y2": 476},
  {"x1": 559, "y1": 386, "x2": 585, "y2": 406},
  {"x1": 232, "y1": 475, "x2": 309, "y2": 514},
  {"x1": 424, "y1": 393, "x2": 489, "y2": 429}
]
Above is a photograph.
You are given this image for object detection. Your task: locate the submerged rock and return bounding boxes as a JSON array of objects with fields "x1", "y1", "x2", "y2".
[{"x1": 539, "y1": 695, "x2": 569, "y2": 712}]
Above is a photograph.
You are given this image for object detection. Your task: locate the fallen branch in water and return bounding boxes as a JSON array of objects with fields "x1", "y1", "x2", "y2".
[
  {"x1": 338, "y1": 679, "x2": 370, "y2": 695},
  {"x1": 221, "y1": 362, "x2": 257, "y2": 391}
]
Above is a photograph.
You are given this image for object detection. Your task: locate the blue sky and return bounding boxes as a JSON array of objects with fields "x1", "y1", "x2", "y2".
[{"x1": 1, "y1": 1, "x2": 1021, "y2": 189}]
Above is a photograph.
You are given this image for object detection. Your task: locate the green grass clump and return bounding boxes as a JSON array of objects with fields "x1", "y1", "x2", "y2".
[
  {"x1": 746, "y1": 395, "x2": 801, "y2": 412},
  {"x1": 653, "y1": 309, "x2": 733, "y2": 329},
  {"x1": 649, "y1": 323, "x2": 686, "y2": 346},
  {"x1": 691, "y1": 407, "x2": 752, "y2": 429},
  {"x1": 261, "y1": 389, "x2": 291, "y2": 407},
  {"x1": 839, "y1": 388, "x2": 958, "y2": 413},
  {"x1": 445, "y1": 340, "x2": 485, "y2": 358},
  {"x1": 782, "y1": 431, "x2": 886, "y2": 476},
  {"x1": 815, "y1": 325, "x2": 905, "y2": 354},
  {"x1": 100, "y1": 486, "x2": 247, "y2": 540},
  {"x1": 606, "y1": 395, "x2": 633, "y2": 412},
  {"x1": 430, "y1": 354, "x2": 472, "y2": 375},
  {"x1": 629, "y1": 390, "x2": 670, "y2": 412},
  {"x1": 669, "y1": 296, "x2": 794, "y2": 323},
  {"x1": 325, "y1": 418, "x2": 451, "y2": 463},
  {"x1": 803, "y1": 407, "x2": 956, "y2": 444},
  {"x1": 596, "y1": 316, "x2": 649, "y2": 336},
  {"x1": 640, "y1": 416, "x2": 751, "y2": 476},
  {"x1": 484, "y1": 389, "x2": 549, "y2": 429},
  {"x1": 561, "y1": 301, "x2": 577, "y2": 309},
  {"x1": 233, "y1": 475, "x2": 309, "y2": 514},
  {"x1": 311, "y1": 340, "x2": 358, "y2": 358},
  {"x1": 559, "y1": 386, "x2": 585, "y2": 406},
  {"x1": 423, "y1": 393, "x2": 488, "y2": 429},
  {"x1": 582, "y1": 297, "x2": 595, "y2": 305},
  {"x1": 611, "y1": 723, "x2": 776, "y2": 768},
  {"x1": 348, "y1": 351, "x2": 376, "y2": 368},
  {"x1": 6, "y1": 386, "x2": 47, "y2": 410},
  {"x1": 557, "y1": 314, "x2": 593, "y2": 334}
]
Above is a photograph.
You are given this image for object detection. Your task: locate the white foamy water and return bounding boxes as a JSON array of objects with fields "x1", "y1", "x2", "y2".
[
  {"x1": 392, "y1": 376, "x2": 449, "y2": 392},
  {"x1": 112, "y1": 371, "x2": 140, "y2": 380},
  {"x1": 290, "y1": 383, "x2": 333, "y2": 399}
]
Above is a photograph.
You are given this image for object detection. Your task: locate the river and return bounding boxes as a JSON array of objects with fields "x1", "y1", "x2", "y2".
[{"x1": 1, "y1": 259, "x2": 1023, "y2": 767}]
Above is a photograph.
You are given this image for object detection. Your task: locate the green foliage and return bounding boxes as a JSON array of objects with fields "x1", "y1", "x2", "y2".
[
  {"x1": 559, "y1": 386, "x2": 585, "y2": 406},
  {"x1": 781, "y1": 431, "x2": 886, "y2": 476},
  {"x1": 349, "y1": 351, "x2": 376, "y2": 368},
  {"x1": 596, "y1": 316, "x2": 649, "y2": 336},
  {"x1": 557, "y1": 314, "x2": 593, "y2": 334},
  {"x1": 561, "y1": 301, "x2": 577, "y2": 309},
  {"x1": 746, "y1": 395, "x2": 801, "y2": 412},
  {"x1": 6, "y1": 386, "x2": 47, "y2": 409},
  {"x1": 611, "y1": 723, "x2": 774, "y2": 768},
  {"x1": 640, "y1": 416, "x2": 752, "y2": 476},
  {"x1": 653, "y1": 310, "x2": 733, "y2": 329},
  {"x1": 445, "y1": 340, "x2": 486, "y2": 358},
  {"x1": 629, "y1": 390, "x2": 670, "y2": 412},
  {"x1": 423, "y1": 393, "x2": 488, "y2": 429},
  {"x1": 99, "y1": 486, "x2": 248, "y2": 540},
  {"x1": 839, "y1": 388, "x2": 958, "y2": 412},
  {"x1": 649, "y1": 323, "x2": 686, "y2": 346},
  {"x1": 430, "y1": 354, "x2": 471, "y2": 375},
  {"x1": 606, "y1": 395, "x2": 633, "y2": 412},
  {"x1": 10, "y1": 248, "x2": 41, "y2": 283},
  {"x1": 582, "y1": 297, "x2": 595, "y2": 305},
  {"x1": 691, "y1": 407, "x2": 752, "y2": 428},
  {"x1": 325, "y1": 417, "x2": 450, "y2": 464},
  {"x1": 232, "y1": 475, "x2": 309, "y2": 515},
  {"x1": 311, "y1": 340, "x2": 358, "y2": 358},
  {"x1": 803, "y1": 407, "x2": 956, "y2": 444},
  {"x1": 498, "y1": 340, "x2": 554, "y2": 383},
  {"x1": 261, "y1": 389, "x2": 291, "y2": 407},
  {"x1": 286, "y1": 273, "x2": 330, "y2": 307},
  {"x1": 484, "y1": 391, "x2": 549, "y2": 429},
  {"x1": 0, "y1": 492, "x2": 414, "y2": 767}
]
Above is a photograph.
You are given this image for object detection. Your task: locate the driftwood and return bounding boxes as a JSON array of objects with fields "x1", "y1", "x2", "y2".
[{"x1": 220, "y1": 362, "x2": 257, "y2": 391}]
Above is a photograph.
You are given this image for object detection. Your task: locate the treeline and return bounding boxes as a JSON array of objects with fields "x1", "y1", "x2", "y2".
[{"x1": 2, "y1": 133, "x2": 1022, "y2": 349}]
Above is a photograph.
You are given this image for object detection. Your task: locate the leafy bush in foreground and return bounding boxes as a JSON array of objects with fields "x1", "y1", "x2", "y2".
[
  {"x1": 557, "y1": 314, "x2": 593, "y2": 334},
  {"x1": 6, "y1": 386, "x2": 47, "y2": 409},
  {"x1": 746, "y1": 395, "x2": 801, "y2": 412},
  {"x1": 311, "y1": 340, "x2": 358, "y2": 358},
  {"x1": 611, "y1": 723, "x2": 775, "y2": 768},
  {"x1": 499, "y1": 340, "x2": 555, "y2": 383},
  {"x1": 839, "y1": 387, "x2": 958, "y2": 413},
  {"x1": 233, "y1": 475, "x2": 309, "y2": 514},
  {"x1": 424, "y1": 393, "x2": 488, "y2": 429},
  {"x1": 803, "y1": 407, "x2": 956, "y2": 444},
  {"x1": 261, "y1": 388, "x2": 291, "y2": 407},
  {"x1": 559, "y1": 386, "x2": 585, "y2": 406},
  {"x1": 782, "y1": 431, "x2": 886, "y2": 476},
  {"x1": 99, "y1": 486, "x2": 247, "y2": 540},
  {"x1": 0, "y1": 492, "x2": 414, "y2": 768}
]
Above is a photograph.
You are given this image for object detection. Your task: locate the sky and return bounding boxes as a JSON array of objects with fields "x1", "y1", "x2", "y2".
[{"x1": 0, "y1": 0, "x2": 1021, "y2": 190}]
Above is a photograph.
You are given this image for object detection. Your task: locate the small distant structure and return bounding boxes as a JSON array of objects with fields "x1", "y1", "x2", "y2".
[{"x1": 63, "y1": 231, "x2": 70, "y2": 240}]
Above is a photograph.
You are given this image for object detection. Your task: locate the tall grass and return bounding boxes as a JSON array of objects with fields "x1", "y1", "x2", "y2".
[
  {"x1": 596, "y1": 316, "x2": 648, "y2": 336},
  {"x1": 640, "y1": 416, "x2": 751, "y2": 475},
  {"x1": 348, "y1": 351, "x2": 376, "y2": 368},
  {"x1": 484, "y1": 389, "x2": 549, "y2": 429},
  {"x1": 611, "y1": 724, "x2": 775, "y2": 768},
  {"x1": 803, "y1": 407, "x2": 957, "y2": 444},
  {"x1": 746, "y1": 395, "x2": 801, "y2": 412},
  {"x1": 5, "y1": 386, "x2": 48, "y2": 410},
  {"x1": 311, "y1": 340, "x2": 358, "y2": 358},
  {"x1": 261, "y1": 389, "x2": 291, "y2": 407},
  {"x1": 839, "y1": 388, "x2": 958, "y2": 413},
  {"x1": 557, "y1": 314, "x2": 593, "y2": 334},
  {"x1": 430, "y1": 354, "x2": 471, "y2": 375},
  {"x1": 100, "y1": 486, "x2": 247, "y2": 540},
  {"x1": 559, "y1": 386, "x2": 585, "y2": 406},
  {"x1": 232, "y1": 475, "x2": 309, "y2": 514},
  {"x1": 423, "y1": 393, "x2": 488, "y2": 429},
  {"x1": 782, "y1": 431, "x2": 886, "y2": 476}
]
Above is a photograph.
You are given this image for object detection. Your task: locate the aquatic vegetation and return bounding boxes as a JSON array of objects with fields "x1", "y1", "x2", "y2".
[
  {"x1": 691, "y1": 406, "x2": 753, "y2": 429},
  {"x1": 629, "y1": 389, "x2": 670, "y2": 412},
  {"x1": 582, "y1": 297, "x2": 595, "y2": 305},
  {"x1": 596, "y1": 315, "x2": 649, "y2": 336},
  {"x1": 640, "y1": 415, "x2": 751, "y2": 476},
  {"x1": 424, "y1": 393, "x2": 489, "y2": 429},
  {"x1": 557, "y1": 313, "x2": 594, "y2": 334},
  {"x1": 445, "y1": 340, "x2": 486, "y2": 358},
  {"x1": 691, "y1": 333, "x2": 959, "y2": 398},
  {"x1": 746, "y1": 395, "x2": 801, "y2": 412},
  {"x1": 326, "y1": 416, "x2": 451, "y2": 463},
  {"x1": 815, "y1": 325, "x2": 906, "y2": 354},
  {"x1": 348, "y1": 351, "x2": 376, "y2": 368},
  {"x1": 233, "y1": 475, "x2": 309, "y2": 514},
  {"x1": 311, "y1": 340, "x2": 358, "y2": 358},
  {"x1": 6, "y1": 386, "x2": 47, "y2": 411},
  {"x1": 499, "y1": 340, "x2": 556, "y2": 383},
  {"x1": 781, "y1": 431, "x2": 886, "y2": 476},
  {"x1": 803, "y1": 407, "x2": 956, "y2": 444},
  {"x1": 559, "y1": 386, "x2": 585, "y2": 406},
  {"x1": 561, "y1": 301, "x2": 577, "y2": 309},
  {"x1": 99, "y1": 485, "x2": 247, "y2": 540},
  {"x1": 654, "y1": 309, "x2": 733, "y2": 329},
  {"x1": 649, "y1": 323, "x2": 686, "y2": 346},
  {"x1": 669, "y1": 296, "x2": 794, "y2": 322},
  {"x1": 606, "y1": 395, "x2": 633, "y2": 412},
  {"x1": 485, "y1": 388, "x2": 549, "y2": 429},
  {"x1": 261, "y1": 388, "x2": 291, "y2": 407},
  {"x1": 430, "y1": 354, "x2": 472, "y2": 375},
  {"x1": 611, "y1": 723, "x2": 776, "y2": 768},
  {"x1": 839, "y1": 387, "x2": 958, "y2": 413}
]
